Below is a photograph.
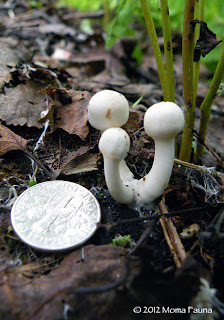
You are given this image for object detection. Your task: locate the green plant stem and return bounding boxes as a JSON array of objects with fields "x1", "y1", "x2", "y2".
[
  {"x1": 103, "y1": 0, "x2": 110, "y2": 27},
  {"x1": 139, "y1": 0, "x2": 169, "y2": 101},
  {"x1": 179, "y1": 0, "x2": 195, "y2": 162},
  {"x1": 193, "y1": 0, "x2": 205, "y2": 100},
  {"x1": 160, "y1": 0, "x2": 175, "y2": 102},
  {"x1": 194, "y1": 42, "x2": 224, "y2": 163}
]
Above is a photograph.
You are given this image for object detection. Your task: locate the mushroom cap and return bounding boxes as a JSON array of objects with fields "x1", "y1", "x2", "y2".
[
  {"x1": 144, "y1": 102, "x2": 185, "y2": 139},
  {"x1": 88, "y1": 90, "x2": 129, "y2": 131},
  {"x1": 99, "y1": 128, "x2": 130, "y2": 160}
]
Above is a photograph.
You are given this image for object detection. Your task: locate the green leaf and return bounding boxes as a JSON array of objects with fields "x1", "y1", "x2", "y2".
[{"x1": 29, "y1": 180, "x2": 37, "y2": 187}]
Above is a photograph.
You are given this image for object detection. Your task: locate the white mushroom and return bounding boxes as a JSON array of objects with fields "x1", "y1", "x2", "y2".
[
  {"x1": 89, "y1": 90, "x2": 185, "y2": 206},
  {"x1": 88, "y1": 89, "x2": 133, "y2": 182},
  {"x1": 99, "y1": 127, "x2": 134, "y2": 204},
  {"x1": 135, "y1": 101, "x2": 185, "y2": 204},
  {"x1": 88, "y1": 90, "x2": 130, "y2": 131}
]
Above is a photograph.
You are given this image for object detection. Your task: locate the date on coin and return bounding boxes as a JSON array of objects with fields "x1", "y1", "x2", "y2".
[{"x1": 11, "y1": 181, "x2": 101, "y2": 251}]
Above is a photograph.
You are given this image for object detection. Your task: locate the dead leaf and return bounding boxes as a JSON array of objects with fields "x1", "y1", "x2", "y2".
[
  {"x1": 38, "y1": 96, "x2": 55, "y2": 130},
  {"x1": 38, "y1": 23, "x2": 77, "y2": 37},
  {"x1": 192, "y1": 20, "x2": 222, "y2": 62},
  {"x1": 38, "y1": 85, "x2": 72, "y2": 106},
  {"x1": 123, "y1": 110, "x2": 141, "y2": 132},
  {"x1": 38, "y1": 88, "x2": 91, "y2": 139},
  {"x1": 114, "y1": 83, "x2": 156, "y2": 97},
  {"x1": 0, "y1": 82, "x2": 51, "y2": 128},
  {"x1": 54, "y1": 90, "x2": 91, "y2": 139},
  {"x1": 53, "y1": 146, "x2": 98, "y2": 177},
  {"x1": 38, "y1": 85, "x2": 74, "y2": 131},
  {"x1": 0, "y1": 124, "x2": 28, "y2": 156},
  {"x1": 0, "y1": 245, "x2": 130, "y2": 320},
  {"x1": 0, "y1": 40, "x2": 18, "y2": 90},
  {"x1": 60, "y1": 153, "x2": 98, "y2": 176},
  {"x1": 78, "y1": 69, "x2": 130, "y2": 92}
]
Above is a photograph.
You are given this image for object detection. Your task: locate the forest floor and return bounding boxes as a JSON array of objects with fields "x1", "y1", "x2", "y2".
[{"x1": 0, "y1": 1, "x2": 224, "y2": 320}]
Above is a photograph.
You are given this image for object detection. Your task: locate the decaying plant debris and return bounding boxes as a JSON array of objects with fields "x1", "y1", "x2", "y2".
[{"x1": 0, "y1": 1, "x2": 224, "y2": 319}]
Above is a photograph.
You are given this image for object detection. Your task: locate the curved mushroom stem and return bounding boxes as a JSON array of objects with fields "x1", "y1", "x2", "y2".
[
  {"x1": 99, "y1": 127, "x2": 134, "y2": 204},
  {"x1": 100, "y1": 130, "x2": 134, "y2": 183},
  {"x1": 135, "y1": 138, "x2": 175, "y2": 204},
  {"x1": 119, "y1": 160, "x2": 134, "y2": 182},
  {"x1": 103, "y1": 158, "x2": 134, "y2": 204}
]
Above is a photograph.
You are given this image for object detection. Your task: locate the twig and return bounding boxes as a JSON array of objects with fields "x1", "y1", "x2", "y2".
[
  {"x1": 158, "y1": 200, "x2": 187, "y2": 267},
  {"x1": 128, "y1": 220, "x2": 156, "y2": 255},
  {"x1": 195, "y1": 122, "x2": 224, "y2": 167},
  {"x1": 189, "y1": 239, "x2": 200, "y2": 254},
  {"x1": 24, "y1": 149, "x2": 55, "y2": 180},
  {"x1": 200, "y1": 142, "x2": 224, "y2": 168},
  {"x1": 97, "y1": 205, "x2": 213, "y2": 230},
  {"x1": 159, "y1": 213, "x2": 181, "y2": 267},
  {"x1": 174, "y1": 158, "x2": 224, "y2": 183},
  {"x1": 214, "y1": 206, "x2": 224, "y2": 235}
]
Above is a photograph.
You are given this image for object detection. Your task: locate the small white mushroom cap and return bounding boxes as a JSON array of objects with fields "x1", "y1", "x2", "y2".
[
  {"x1": 88, "y1": 90, "x2": 129, "y2": 131},
  {"x1": 99, "y1": 127, "x2": 130, "y2": 160},
  {"x1": 144, "y1": 102, "x2": 185, "y2": 139}
]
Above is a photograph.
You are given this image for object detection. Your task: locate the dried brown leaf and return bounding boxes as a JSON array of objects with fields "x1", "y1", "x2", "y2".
[
  {"x1": 38, "y1": 88, "x2": 91, "y2": 139},
  {"x1": 38, "y1": 85, "x2": 72, "y2": 105},
  {"x1": 55, "y1": 90, "x2": 91, "y2": 139},
  {"x1": 0, "y1": 124, "x2": 28, "y2": 156},
  {"x1": 0, "y1": 245, "x2": 130, "y2": 320},
  {"x1": 60, "y1": 153, "x2": 98, "y2": 176},
  {"x1": 0, "y1": 82, "x2": 49, "y2": 128},
  {"x1": 0, "y1": 41, "x2": 18, "y2": 90},
  {"x1": 53, "y1": 146, "x2": 98, "y2": 177},
  {"x1": 191, "y1": 21, "x2": 222, "y2": 62},
  {"x1": 0, "y1": 65, "x2": 61, "y2": 128},
  {"x1": 123, "y1": 110, "x2": 141, "y2": 132}
]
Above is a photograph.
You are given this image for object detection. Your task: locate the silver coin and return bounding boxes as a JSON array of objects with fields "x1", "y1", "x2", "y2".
[{"x1": 11, "y1": 180, "x2": 101, "y2": 251}]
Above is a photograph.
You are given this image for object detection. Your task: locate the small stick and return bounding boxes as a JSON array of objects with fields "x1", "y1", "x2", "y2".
[
  {"x1": 193, "y1": 133, "x2": 224, "y2": 168},
  {"x1": 159, "y1": 214, "x2": 181, "y2": 267},
  {"x1": 174, "y1": 158, "x2": 224, "y2": 183},
  {"x1": 24, "y1": 149, "x2": 55, "y2": 180},
  {"x1": 128, "y1": 220, "x2": 156, "y2": 255},
  {"x1": 158, "y1": 200, "x2": 187, "y2": 267}
]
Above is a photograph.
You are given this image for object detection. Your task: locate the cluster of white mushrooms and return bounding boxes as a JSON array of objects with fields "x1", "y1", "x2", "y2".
[{"x1": 88, "y1": 90, "x2": 185, "y2": 206}]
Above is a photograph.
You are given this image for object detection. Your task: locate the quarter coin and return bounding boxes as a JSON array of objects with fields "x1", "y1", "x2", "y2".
[{"x1": 11, "y1": 180, "x2": 101, "y2": 251}]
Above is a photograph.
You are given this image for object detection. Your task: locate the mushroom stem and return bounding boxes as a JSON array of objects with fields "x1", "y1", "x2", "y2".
[
  {"x1": 104, "y1": 158, "x2": 134, "y2": 204},
  {"x1": 119, "y1": 160, "x2": 134, "y2": 182},
  {"x1": 100, "y1": 131, "x2": 133, "y2": 183},
  {"x1": 99, "y1": 127, "x2": 134, "y2": 204},
  {"x1": 100, "y1": 130, "x2": 133, "y2": 183},
  {"x1": 135, "y1": 101, "x2": 185, "y2": 205},
  {"x1": 135, "y1": 138, "x2": 175, "y2": 204}
]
